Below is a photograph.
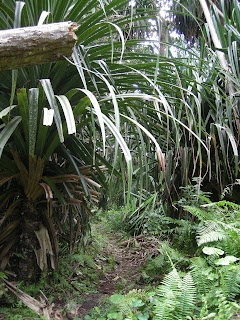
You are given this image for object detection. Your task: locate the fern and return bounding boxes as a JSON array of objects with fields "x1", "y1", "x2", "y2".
[
  {"x1": 110, "y1": 289, "x2": 147, "y2": 317},
  {"x1": 214, "y1": 200, "x2": 240, "y2": 211},
  {"x1": 159, "y1": 269, "x2": 182, "y2": 296},
  {"x1": 215, "y1": 290, "x2": 235, "y2": 320},
  {"x1": 158, "y1": 241, "x2": 186, "y2": 263},
  {"x1": 190, "y1": 257, "x2": 213, "y2": 295},
  {"x1": 72, "y1": 253, "x2": 95, "y2": 268},
  {"x1": 221, "y1": 180, "x2": 240, "y2": 200},
  {"x1": 154, "y1": 270, "x2": 180, "y2": 320},
  {"x1": 220, "y1": 265, "x2": 240, "y2": 300},
  {"x1": 178, "y1": 273, "x2": 196, "y2": 319},
  {"x1": 183, "y1": 205, "x2": 211, "y2": 221},
  {"x1": 154, "y1": 294, "x2": 176, "y2": 320},
  {"x1": 197, "y1": 220, "x2": 240, "y2": 247},
  {"x1": 223, "y1": 235, "x2": 240, "y2": 257},
  {"x1": 184, "y1": 201, "x2": 240, "y2": 249},
  {"x1": 197, "y1": 222, "x2": 226, "y2": 246},
  {"x1": 154, "y1": 269, "x2": 196, "y2": 320}
]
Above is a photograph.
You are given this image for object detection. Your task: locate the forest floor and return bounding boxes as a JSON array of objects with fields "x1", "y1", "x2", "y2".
[
  {"x1": 0, "y1": 221, "x2": 159, "y2": 320},
  {"x1": 66, "y1": 224, "x2": 158, "y2": 319}
]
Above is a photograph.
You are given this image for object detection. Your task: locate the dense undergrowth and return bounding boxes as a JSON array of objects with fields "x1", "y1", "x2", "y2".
[
  {"x1": 1, "y1": 187, "x2": 240, "y2": 320},
  {"x1": 1, "y1": 1, "x2": 240, "y2": 319},
  {"x1": 0, "y1": 220, "x2": 111, "y2": 319},
  {"x1": 99, "y1": 189, "x2": 240, "y2": 320}
]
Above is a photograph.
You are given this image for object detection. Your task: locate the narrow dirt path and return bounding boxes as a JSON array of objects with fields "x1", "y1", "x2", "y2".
[
  {"x1": 0, "y1": 224, "x2": 158, "y2": 320},
  {"x1": 73, "y1": 227, "x2": 159, "y2": 319},
  {"x1": 76, "y1": 233, "x2": 142, "y2": 318}
]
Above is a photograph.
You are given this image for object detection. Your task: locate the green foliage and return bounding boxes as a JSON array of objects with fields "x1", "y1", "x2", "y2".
[
  {"x1": 0, "y1": 82, "x2": 106, "y2": 274},
  {"x1": 2, "y1": 195, "x2": 240, "y2": 320},
  {"x1": 109, "y1": 289, "x2": 151, "y2": 317},
  {"x1": 184, "y1": 200, "x2": 240, "y2": 253},
  {"x1": 134, "y1": 196, "x2": 240, "y2": 319},
  {"x1": 105, "y1": 208, "x2": 127, "y2": 233},
  {"x1": 154, "y1": 269, "x2": 196, "y2": 320},
  {"x1": 0, "y1": 0, "x2": 137, "y2": 277},
  {"x1": 114, "y1": 251, "x2": 240, "y2": 320},
  {"x1": 183, "y1": 199, "x2": 240, "y2": 318},
  {"x1": 2, "y1": 0, "x2": 240, "y2": 317},
  {"x1": 177, "y1": 178, "x2": 212, "y2": 208},
  {"x1": 143, "y1": 241, "x2": 191, "y2": 282}
]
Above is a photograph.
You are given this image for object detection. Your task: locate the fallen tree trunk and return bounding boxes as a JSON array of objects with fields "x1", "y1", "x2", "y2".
[{"x1": 0, "y1": 21, "x2": 78, "y2": 71}]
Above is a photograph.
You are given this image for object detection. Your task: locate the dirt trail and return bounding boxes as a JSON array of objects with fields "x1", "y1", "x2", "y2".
[
  {"x1": 76, "y1": 232, "x2": 145, "y2": 318},
  {"x1": 70, "y1": 224, "x2": 160, "y2": 320},
  {"x1": 0, "y1": 225, "x2": 157, "y2": 320}
]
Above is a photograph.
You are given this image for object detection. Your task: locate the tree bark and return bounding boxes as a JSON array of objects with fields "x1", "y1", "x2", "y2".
[{"x1": 0, "y1": 22, "x2": 78, "y2": 71}]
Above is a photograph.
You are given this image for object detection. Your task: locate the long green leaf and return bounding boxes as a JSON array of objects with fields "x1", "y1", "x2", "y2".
[
  {"x1": 40, "y1": 79, "x2": 64, "y2": 143},
  {"x1": 28, "y1": 88, "x2": 39, "y2": 155},
  {"x1": 0, "y1": 106, "x2": 16, "y2": 119},
  {"x1": 55, "y1": 95, "x2": 76, "y2": 135},
  {"x1": 13, "y1": 1, "x2": 25, "y2": 28},
  {"x1": 0, "y1": 116, "x2": 21, "y2": 157},
  {"x1": 100, "y1": 113, "x2": 132, "y2": 204},
  {"x1": 80, "y1": 89, "x2": 106, "y2": 154},
  {"x1": 17, "y1": 88, "x2": 29, "y2": 145}
]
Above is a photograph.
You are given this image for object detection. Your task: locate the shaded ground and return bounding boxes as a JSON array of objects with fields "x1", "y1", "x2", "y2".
[
  {"x1": 75, "y1": 231, "x2": 154, "y2": 319},
  {"x1": 0, "y1": 224, "x2": 159, "y2": 320}
]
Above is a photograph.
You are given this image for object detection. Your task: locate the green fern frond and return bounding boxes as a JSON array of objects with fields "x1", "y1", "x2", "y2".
[
  {"x1": 154, "y1": 295, "x2": 176, "y2": 320},
  {"x1": 83, "y1": 254, "x2": 96, "y2": 269},
  {"x1": 197, "y1": 222, "x2": 226, "y2": 246},
  {"x1": 155, "y1": 270, "x2": 196, "y2": 320},
  {"x1": 217, "y1": 221, "x2": 240, "y2": 235},
  {"x1": 197, "y1": 230, "x2": 226, "y2": 246},
  {"x1": 197, "y1": 219, "x2": 240, "y2": 247},
  {"x1": 220, "y1": 265, "x2": 240, "y2": 300},
  {"x1": 190, "y1": 257, "x2": 213, "y2": 295},
  {"x1": 183, "y1": 205, "x2": 211, "y2": 221},
  {"x1": 110, "y1": 289, "x2": 147, "y2": 316},
  {"x1": 159, "y1": 269, "x2": 182, "y2": 295},
  {"x1": 178, "y1": 273, "x2": 196, "y2": 319},
  {"x1": 216, "y1": 290, "x2": 235, "y2": 320},
  {"x1": 155, "y1": 269, "x2": 180, "y2": 320},
  {"x1": 223, "y1": 237, "x2": 240, "y2": 256},
  {"x1": 211, "y1": 200, "x2": 240, "y2": 211},
  {"x1": 72, "y1": 253, "x2": 96, "y2": 268},
  {"x1": 158, "y1": 241, "x2": 184, "y2": 262}
]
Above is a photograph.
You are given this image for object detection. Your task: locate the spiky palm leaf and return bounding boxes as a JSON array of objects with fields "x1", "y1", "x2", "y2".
[
  {"x1": 1, "y1": 0, "x2": 240, "y2": 279},
  {"x1": 0, "y1": 82, "x2": 108, "y2": 276},
  {"x1": 0, "y1": 0, "x2": 147, "y2": 277}
]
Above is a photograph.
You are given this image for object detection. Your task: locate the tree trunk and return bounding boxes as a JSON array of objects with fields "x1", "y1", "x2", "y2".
[
  {"x1": 8, "y1": 204, "x2": 55, "y2": 284},
  {"x1": 9, "y1": 223, "x2": 42, "y2": 283},
  {"x1": 0, "y1": 22, "x2": 78, "y2": 71}
]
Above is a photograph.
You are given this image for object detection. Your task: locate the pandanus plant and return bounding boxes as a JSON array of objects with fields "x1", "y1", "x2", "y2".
[
  {"x1": 0, "y1": 0, "x2": 139, "y2": 281},
  {"x1": 0, "y1": 79, "x2": 112, "y2": 281}
]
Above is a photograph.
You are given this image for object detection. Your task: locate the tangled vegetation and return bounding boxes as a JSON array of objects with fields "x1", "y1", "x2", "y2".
[{"x1": 0, "y1": 0, "x2": 240, "y2": 319}]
